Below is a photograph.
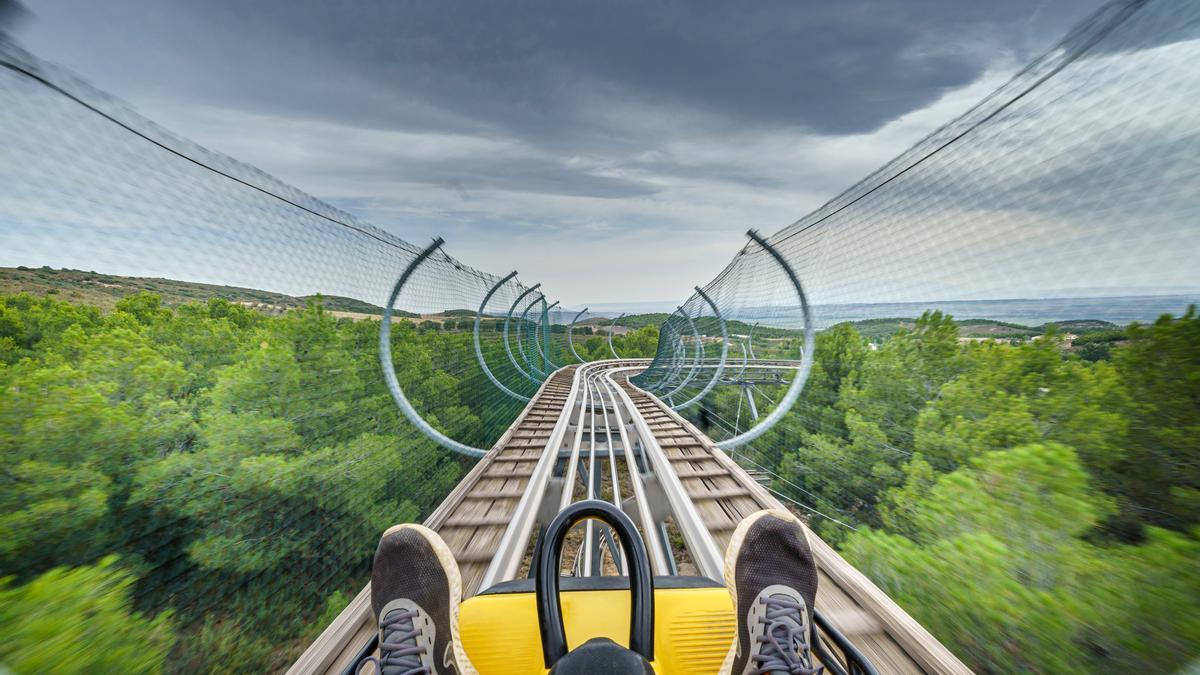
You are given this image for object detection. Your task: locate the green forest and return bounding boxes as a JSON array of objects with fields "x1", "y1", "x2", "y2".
[
  {"x1": 1, "y1": 286, "x2": 1196, "y2": 673},
  {"x1": 698, "y1": 309, "x2": 1199, "y2": 673},
  {"x1": 0, "y1": 290, "x2": 657, "y2": 673}
]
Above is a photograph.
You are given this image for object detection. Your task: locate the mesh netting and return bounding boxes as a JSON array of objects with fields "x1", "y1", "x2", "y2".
[
  {"x1": 636, "y1": 0, "x2": 1200, "y2": 504},
  {"x1": 0, "y1": 34, "x2": 571, "y2": 672},
  {"x1": 631, "y1": 1, "x2": 1200, "y2": 669},
  {"x1": 1, "y1": 0, "x2": 1199, "y2": 672}
]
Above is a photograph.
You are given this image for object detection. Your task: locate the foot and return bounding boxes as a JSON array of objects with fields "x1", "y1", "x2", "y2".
[
  {"x1": 720, "y1": 510, "x2": 822, "y2": 675},
  {"x1": 359, "y1": 524, "x2": 475, "y2": 675}
]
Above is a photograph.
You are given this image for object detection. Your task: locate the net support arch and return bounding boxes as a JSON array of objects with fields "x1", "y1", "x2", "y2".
[
  {"x1": 567, "y1": 307, "x2": 589, "y2": 363},
  {"x1": 608, "y1": 313, "x2": 626, "y2": 359},
  {"x1": 671, "y1": 285, "x2": 728, "y2": 412},
  {"x1": 646, "y1": 310, "x2": 687, "y2": 392},
  {"x1": 503, "y1": 283, "x2": 542, "y2": 383},
  {"x1": 380, "y1": 237, "x2": 488, "y2": 458},
  {"x1": 715, "y1": 229, "x2": 815, "y2": 450},
  {"x1": 518, "y1": 293, "x2": 548, "y2": 379},
  {"x1": 473, "y1": 270, "x2": 531, "y2": 403},
  {"x1": 538, "y1": 300, "x2": 561, "y2": 372},
  {"x1": 659, "y1": 308, "x2": 704, "y2": 400}
]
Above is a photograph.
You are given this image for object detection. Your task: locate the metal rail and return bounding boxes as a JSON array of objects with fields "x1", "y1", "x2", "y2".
[
  {"x1": 606, "y1": 366, "x2": 725, "y2": 578},
  {"x1": 478, "y1": 364, "x2": 587, "y2": 588},
  {"x1": 596, "y1": 372, "x2": 672, "y2": 575},
  {"x1": 616, "y1": 368, "x2": 969, "y2": 674},
  {"x1": 299, "y1": 358, "x2": 969, "y2": 675}
]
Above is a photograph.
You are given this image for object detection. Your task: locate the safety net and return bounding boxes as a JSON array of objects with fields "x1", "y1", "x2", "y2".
[
  {"x1": 632, "y1": 0, "x2": 1200, "y2": 669},
  {"x1": 0, "y1": 32, "x2": 589, "y2": 673},
  {"x1": 1, "y1": 0, "x2": 1199, "y2": 672}
]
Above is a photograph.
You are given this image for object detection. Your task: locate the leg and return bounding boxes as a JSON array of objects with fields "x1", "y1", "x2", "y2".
[
  {"x1": 720, "y1": 510, "x2": 822, "y2": 675},
  {"x1": 360, "y1": 523, "x2": 476, "y2": 675}
]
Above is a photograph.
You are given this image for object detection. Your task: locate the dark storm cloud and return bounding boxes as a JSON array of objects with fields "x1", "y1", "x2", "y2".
[
  {"x1": 21, "y1": 0, "x2": 1104, "y2": 144},
  {"x1": 10, "y1": 0, "x2": 1120, "y2": 302},
  {"x1": 370, "y1": 155, "x2": 661, "y2": 199}
]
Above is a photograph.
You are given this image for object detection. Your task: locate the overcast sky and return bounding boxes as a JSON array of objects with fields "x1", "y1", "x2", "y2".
[{"x1": 10, "y1": 0, "x2": 1106, "y2": 306}]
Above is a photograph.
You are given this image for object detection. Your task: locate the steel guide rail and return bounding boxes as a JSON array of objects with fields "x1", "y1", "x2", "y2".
[
  {"x1": 617, "y1": 369, "x2": 972, "y2": 675},
  {"x1": 290, "y1": 365, "x2": 584, "y2": 675},
  {"x1": 293, "y1": 359, "x2": 968, "y2": 675}
]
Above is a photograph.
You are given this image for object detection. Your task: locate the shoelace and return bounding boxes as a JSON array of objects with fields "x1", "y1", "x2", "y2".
[
  {"x1": 356, "y1": 609, "x2": 430, "y2": 675},
  {"x1": 751, "y1": 596, "x2": 823, "y2": 675}
]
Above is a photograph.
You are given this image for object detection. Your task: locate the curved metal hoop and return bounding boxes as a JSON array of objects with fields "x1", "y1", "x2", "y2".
[
  {"x1": 735, "y1": 341, "x2": 749, "y2": 380},
  {"x1": 672, "y1": 286, "x2": 728, "y2": 411},
  {"x1": 645, "y1": 311, "x2": 686, "y2": 392},
  {"x1": 716, "y1": 229, "x2": 815, "y2": 449},
  {"x1": 380, "y1": 238, "x2": 487, "y2": 458},
  {"x1": 537, "y1": 300, "x2": 561, "y2": 372},
  {"x1": 504, "y1": 284, "x2": 541, "y2": 382},
  {"x1": 474, "y1": 271, "x2": 530, "y2": 402},
  {"x1": 658, "y1": 310, "x2": 704, "y2": 399},
  {"x1": 567, "y1": 307, "x2": 588, "y2": 363},
  {"x1": 607, "y1": 313, "x2": 626, "y2": 359},
  {"x1": 518, "y1": 293, "x2": 548, "y2": 379}
]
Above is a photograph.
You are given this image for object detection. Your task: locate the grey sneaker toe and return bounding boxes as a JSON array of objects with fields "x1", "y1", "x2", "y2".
[
  {"x1": 721, "y1": 510, "x2": 822, "y2": 675},
  {"x1": 365, "y1": 524, "x2": 473, "y2": 675}
]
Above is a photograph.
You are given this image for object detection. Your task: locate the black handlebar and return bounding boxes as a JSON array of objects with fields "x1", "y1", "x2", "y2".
[{"x1": 535, "y1": 500, "x2": 655, "y2": 667}]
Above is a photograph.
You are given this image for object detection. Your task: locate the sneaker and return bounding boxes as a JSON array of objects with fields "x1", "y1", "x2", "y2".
[
  {"x1": 358, "y1": 524, "x2": 475, "y2": 675},
  {"x1": 720, "y1": 509, "x2": 822, "y2": 675}
]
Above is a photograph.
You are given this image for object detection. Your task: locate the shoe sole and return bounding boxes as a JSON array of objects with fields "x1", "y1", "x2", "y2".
[
  {"x1": 717, "y1": 509, "x2": 803, "y2": 675},
  {"x1": 381, "y1": 523, "x2": 478, "y2": 675}
]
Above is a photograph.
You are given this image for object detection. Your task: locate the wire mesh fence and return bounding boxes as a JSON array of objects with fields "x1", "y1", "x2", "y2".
[
  {"x1": 1, "y1": 0, "x2": 1199, "y2": 672},
  {"x1": 631, "y1": 0, "x2": 1200, "y2": 669},
  {"x1": 0, "y1": 32, "x2": 574, "y2": 672}
]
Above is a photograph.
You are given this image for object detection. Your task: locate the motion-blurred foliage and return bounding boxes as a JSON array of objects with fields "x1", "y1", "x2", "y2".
[
  {"x1": 2, "y1": 289, "x2": 1195, "y2": 672},
  {"x1": 0, "y1": 290, "x2": 659, "y2": 672},
  {"x1": 711, "y1": 307, "x2": 1200, "y2": 673}
]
